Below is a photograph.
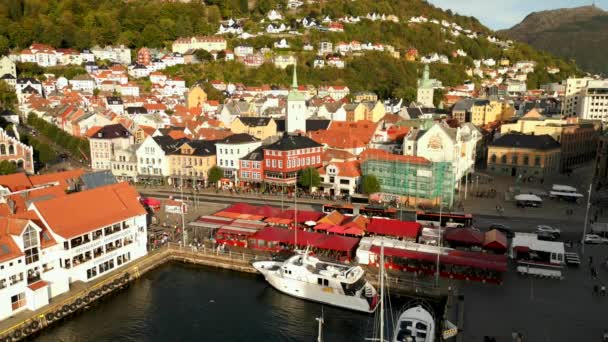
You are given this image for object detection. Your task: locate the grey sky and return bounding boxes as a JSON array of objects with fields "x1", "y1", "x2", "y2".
[{"x1": 427, "y1": 0, "x2": 606, "y2": 30}]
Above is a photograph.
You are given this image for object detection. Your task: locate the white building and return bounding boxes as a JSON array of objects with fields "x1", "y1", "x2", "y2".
[
  {"x1": 319, "y1": 161, "x2": 361, "y2": 196},
  {"x1": 286, "y1": 67, "x2": 307, "y2": 133},
  {"x1": 0, "y1": 56, "x2": 16, "y2": 78},
  {"x1": 88, "y1": 124, "x2": 133, "y2": 171},
  {"x1": 215, "y1": 133, "x2": 261, "y2": 180},
  {"x1": 403, "y1": 122, "x2": 481, "y2": 186},
  {"x1": 417, "y1": 65, "x2": 435, "y2": 108},
  {"x1": 90, "y1": 45, "x2": 131, "y2": 65},
  {"x1": 136, "y1": 135, "x2": 187, "y2": 178},
  {"x1": 579, "y1": 79, "x2": 608, "y2": 122},
  {"x1": 0, "y1": 178, "x2": 147, "y2": 321},
  {"x1": 562, "y1": 77, "x2": 594, "y2": 117}
]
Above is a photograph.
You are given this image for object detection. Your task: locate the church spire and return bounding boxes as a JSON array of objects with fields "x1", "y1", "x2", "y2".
[{"x1": 291, "y1": 64, "x2": 298, "y2": 90}]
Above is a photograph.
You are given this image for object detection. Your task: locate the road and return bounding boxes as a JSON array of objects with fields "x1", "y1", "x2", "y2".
[{"x1": 141, "y1": 188, "x2": 586, "y2": 237}]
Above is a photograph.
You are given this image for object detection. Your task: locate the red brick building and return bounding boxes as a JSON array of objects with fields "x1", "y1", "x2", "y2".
[
  {"x1": 0, "y1": 127, "x2": 34, "y2": 174},
  {"x1": 238, "y1": 146, "x2": 264, "y2": 187},
  {"x1": 263, "y1": 134, "x2": 323, "y2": 185}
]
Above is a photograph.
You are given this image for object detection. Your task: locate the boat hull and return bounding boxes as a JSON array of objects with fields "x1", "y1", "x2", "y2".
[{"x1": 253, "y1": 261, "x2": 377, "y2": 313}]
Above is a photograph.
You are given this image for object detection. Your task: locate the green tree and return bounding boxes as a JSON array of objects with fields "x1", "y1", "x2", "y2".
[
  {"x1": 194, "y1": 49, "x2": 214, "y2": 63},
  {"x1": 0, "y1": 160, "x2": 17, "y2": 175},
  {"x1": 207, "y1": 165, "x2": 224, "y2": 185},
  {"x1": 0, "y1": 81, "x2": 17, "y2": 110},
  {"x1": 362, "y1": 175, "x2": 381, "y2": 195},
  {"x1": 298, "y1": 167, "x2": 320, "y2": 192},
  {"x1": 0, "y1": 35, "x2": 9, "y2": 55}
]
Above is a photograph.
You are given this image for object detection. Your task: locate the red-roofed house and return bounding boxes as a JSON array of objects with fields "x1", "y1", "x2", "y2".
[{"x1": 319, "y1": 161, "x2": 361, "y2": 196}]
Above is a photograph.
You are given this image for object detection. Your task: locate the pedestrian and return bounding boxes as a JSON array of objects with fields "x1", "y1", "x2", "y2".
[
  {"x1": 590, "y1": 256, "x2": 594, "y2": 266},
  {"x1": 594, "y1": 284, "x2": 599, "y2": 296}
]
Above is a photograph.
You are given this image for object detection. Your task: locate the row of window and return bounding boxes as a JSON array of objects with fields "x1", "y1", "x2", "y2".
[
  {"x1": 265, "y1": 147, "x2": 322, "y2": 157},
  {"x1": 241, "y1": 171, "x2": 262, "y2": 179},
  {"x1": 241, "y1": 161, "x2": 261, "y2": 169},
  {"x1": 219, "y1": 159, "x2": 235, "y2": 167},
  {"x1": 265, "y1": 155, "x2": 321, "y2": 169},
  {"x1": 140, "y1": 157, "x2": 162, "y2": 165},
  {"x1": 489, "y1": 154, "x2": 542, "y2": 166},
  {"x1": 0, "y1": 144, "x2": 17, "y2": 156},
  {"x1": 113, "y1": 164, "x2": 135, "y2": 172}
]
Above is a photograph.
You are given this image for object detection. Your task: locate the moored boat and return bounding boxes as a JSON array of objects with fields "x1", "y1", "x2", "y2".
[
  {"x1": 393, "y1": 302, "x2": 436, "y2": 342},
  {"x1": 253, "y1": 251, "x2": 379, "y2": 313}
]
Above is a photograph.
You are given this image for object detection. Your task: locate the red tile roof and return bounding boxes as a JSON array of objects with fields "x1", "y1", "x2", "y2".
[
  {"x1": 33, "y1": 182, "x2": 146, "y2": 238},
  {"x1": 359, "y1": 149, "x2": 430, "y2": 165}
]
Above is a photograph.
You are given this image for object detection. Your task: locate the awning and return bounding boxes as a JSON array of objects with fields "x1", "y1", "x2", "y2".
[
  {"x1": 314, "y1": 235, "x2": 360, "y2": 252},
  {"x1": 313, "y1": 223, "x2": 334, "y2": 231},
  {"x1": 343, "y1": 226, "x2": 365, "y2": 236},
  {"x1": 513, "y1": 246, "x2": 531, "y2": 253},
  {"x1": 444, "y1": 228, "x2": 485, "y2": 246},
  {"x1": 366, "y1": 218, "x2": 422, "y2": 239},
  {"x1": 484, "y1": 229, "x2": 507, "y2": 251},
  {"x1": 276, "y1": 209, "x2": 325, "y2": 223},
  {"x1": 217, "y1": 227, "x2": 258, "y2": 236},
  {"x1": 327, "y1": 225, "x2": 347, "y2": 234}
]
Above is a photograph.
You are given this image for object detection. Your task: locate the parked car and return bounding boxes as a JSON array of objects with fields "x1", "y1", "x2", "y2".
[
  {"x1": 489, "y1": 224, "x2": 514, "y2": 239},
  {"x1": 537, "y1": 231, "x2": 558, "y2": 241},
  {"x1": 584, "y1": 234, "x2": 608, "y2": 244},
  {"x1": 536, "y1": 225, "x2": 561, "y2": 238}
]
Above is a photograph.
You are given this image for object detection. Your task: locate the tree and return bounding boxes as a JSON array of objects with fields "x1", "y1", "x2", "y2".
[
  {"x1": 207, "y1": 165, "x2": 224, "y2": 185},
  {"x1": 194, "y1": 49, "x2": 214, "y2": 63},
  {"x1": 0, "y1": 160, "x2": 17, "y2": 175},
  {"x1": 0, "y1": 81, "x2": 17, "y2": 110},
  {"x1": 362, "y1": 175, "x2": 381, "y2": 195},
  {"x1": 298, "y1": 167, "x2": 320, "y2": 192}
]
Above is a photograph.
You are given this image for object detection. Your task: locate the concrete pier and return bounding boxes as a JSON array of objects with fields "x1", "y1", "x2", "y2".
[{"x1": 0, "y1": 243, "x2": 453, "y2": 341}]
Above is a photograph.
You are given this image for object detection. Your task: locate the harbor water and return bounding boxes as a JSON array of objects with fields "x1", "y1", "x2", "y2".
[{"x1": 33, "y1": 263, "x2": 418, "y2": 342}]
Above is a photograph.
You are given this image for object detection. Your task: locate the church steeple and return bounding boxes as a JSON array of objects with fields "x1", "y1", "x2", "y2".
[{"x1": 291, "y1": 64, "x2": 298, "y2": 89}]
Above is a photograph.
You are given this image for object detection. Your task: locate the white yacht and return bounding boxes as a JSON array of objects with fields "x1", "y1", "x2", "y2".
[
  {"x1": 393, "y1": 303, "x2": 436, "y2": 342},
  {"x1": 253, "y1": 251, "x2": 379, "y2": 313}
]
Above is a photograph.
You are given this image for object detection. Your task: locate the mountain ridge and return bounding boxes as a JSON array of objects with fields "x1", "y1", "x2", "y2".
[{"x1": 498, "y1": 5, "x2": 608, "y2": 75}]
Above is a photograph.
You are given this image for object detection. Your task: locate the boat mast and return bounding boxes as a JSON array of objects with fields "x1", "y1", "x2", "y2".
[
  {"x1": 435, "y1": 195, "x2": 443, "y2": 287},
  {"x1": 380, "y1": 241, "x2": 385, "y2": 342},
  {"x1": 294, "y1": 183, "x2": 298, "y2": 248},
  {"x1": 316, "y1": 308, "x2": 324, "y2": 342}
]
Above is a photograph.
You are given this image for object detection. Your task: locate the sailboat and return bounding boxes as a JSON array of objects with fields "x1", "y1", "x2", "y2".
[{"x1": 392, "y1": 301, "x2": 436, "y2": 342}]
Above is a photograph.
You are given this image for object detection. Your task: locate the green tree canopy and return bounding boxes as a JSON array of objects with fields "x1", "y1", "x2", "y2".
[
  {"x1": 207, "y1": 165, "x2": 224, "y2": 185},
  {"x1": 0, "y1": 81, "x2": 17, "y2": 110},
  {"x1": 298, "y1": 167, "x2": 321, "y2": 191},
  {"x1": 0, "y1": 160, "x2": 17, "y2": 175},
  {"x1": 362, "y1": 175, "x2": 381, "y2": 195}
]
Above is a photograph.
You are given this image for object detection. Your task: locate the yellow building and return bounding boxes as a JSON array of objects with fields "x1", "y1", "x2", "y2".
[
  {"x1": 187, "y1": 86, "x2": 208, "y2": 109},
  {"x1": 230, "y1": 117, "x2": 277, "y2": 141},
  {"x1": 168, "y1": 140, "x2": 217, "y2": 183},
  {"x1": 501, "y1": 111, "x2": 600, "y2": 172},
  {"x1": 471, "y1": 100, "x2": 503, "y2": 126},
  {"x1": 354, "y1": 101, "x2": 386, "y2": 123},
  {"x1": 488, "y1": 133, "x2": 561, "y2": 177}
]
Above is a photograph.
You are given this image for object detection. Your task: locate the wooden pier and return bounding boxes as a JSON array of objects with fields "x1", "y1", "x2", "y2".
[{"x1": 0, "y1": 243, "x2": 453, "y2": 341}]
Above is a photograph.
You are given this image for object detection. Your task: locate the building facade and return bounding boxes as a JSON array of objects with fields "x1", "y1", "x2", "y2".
[
  {"x1": 562, "y1": 77, "x2": 594, "y2": 117},
  {"x1": 594, "y1": 133, "x2": 608, "y2": 187},
  {"x1": 263, "y1": 134, "x2": 323, "y2": 185},
  {"x1": 230, "y1": 117, "x2": 277, "y2": 141},
  {"x1": 88, "y1": 124, "x2": 133, "y2": 171},
  {"x1": 319, "y1": 161, "x2": 361, "y2": 196},
  {"x1": 215, "y1": 134, "x2": 261, "y2": 181},
  {"x1": 0, "y1": 127, "x2": 34, "y2": 174},
  {"x1": 286, "y1": 67, "x2": 306, "y2": 133},
  {"x1": 168, "y1": 140, "x2": 216, "y2": 185},
  {"x1": 579, "y1": 80, "x2": 608, "y2": 123},
  {"x1": 487, "y1": 133, "x2": 561, "y2": 177},
  {"x1": 360, "y1": 149, "x2": 455, "y2": 208},
  {"x1": 238, "y1": 146, "x2": 264, "y2": 186},
  {"x1": 416, "y1": 65, "x2": 435, "y2": 108}
]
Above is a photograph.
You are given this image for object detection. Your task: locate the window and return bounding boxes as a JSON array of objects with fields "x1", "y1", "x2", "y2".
[
  {"x1": 534, "y1": 155, "x2": 541, "y2": 166},
  {"x1": 272, "y1": 160, "x2": 276, "y2": 167},
  {"x1": 511, "y1": 155, "x2": 518, "y2": 164},
  {"x1": 490, "y1": 154, "x2": 497, "y2": 163},
  {"x1": 523, "y1": 155, "x2": 529, "y2": 165},
  {"x1": 278, "y1": 160, "x2": 282, "y2": 168},
  {"x1": 25, "y1": 248, "x2": 39, "y2": 265},
  {"x1": 11, "y1": 293, "x2": 25, "y2": 311},
  {"x1": 500, "y1": 155, "x2": 507, "y2": 164},
  {"x1": 265, "y1": 159, "x2": 270, "y2": 167},
  {"x1": 22, "y1": 226, "x2": 38, "y2": 249}
]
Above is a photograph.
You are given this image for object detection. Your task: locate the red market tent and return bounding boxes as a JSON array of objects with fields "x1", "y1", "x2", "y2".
[
  {"x1": 444, "y1": 228, "x2": 485, "y2": 246},
  {"x1": 141, "y1": 197, "x2": 161, "y2": 207},
  {"x1": 483, "y1": 229, "x2": 508, "y2": 251},
  {"x1": 343, "y1": 226, "x2": 365, "y2": 236},
  {"x1": 366, "y1": 219, "x2": 422, "y2": 240},
  {"x1": 313, "y1": 223, "x2": 334, "y2": 231},
  {"x1": 277, "y1": 210, "x2": 325, "y2": 223},
  {"x1": 327, "y1": 225, "x2": 347, "y2": 234},
  {"x1": 314, "y1": 235, "x2": 360, "y2": 252}
]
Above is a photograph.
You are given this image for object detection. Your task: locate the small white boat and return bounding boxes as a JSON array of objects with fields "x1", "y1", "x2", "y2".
[
  {"x1": 393, "y1": 302, "x2": 435, "y2": 342},
  {"x1": 253, "y1": 251, "x2": 379, "y2": 313}
]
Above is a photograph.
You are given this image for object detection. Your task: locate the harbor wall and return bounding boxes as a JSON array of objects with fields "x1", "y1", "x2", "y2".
[{"x1": 0, "y1": 243, "x2": 450, "y2": 341}]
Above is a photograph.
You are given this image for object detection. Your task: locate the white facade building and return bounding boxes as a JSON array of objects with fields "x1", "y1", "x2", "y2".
[
  {"x1": 215, "y1": 134, "x2": 261, "y2": 180},
  {"x1": 286, "y1": 67, "x2": 307, "y2": 133},
  {"x1": 579, "y1": 80, "x2": 608, "y2": 122}
]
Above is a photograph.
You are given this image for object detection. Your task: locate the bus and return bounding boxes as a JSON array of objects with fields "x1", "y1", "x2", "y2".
[
  {"x1": 360, "y1": 205, "x2": 397, "y2": 219},
  {"x1": 415, "y1": 210, "x2": 473, "y2": 228},
  {"x1": 549, "y1": 184, "x2": 584, "y2": 203},
  {"x1": 322, "y1": 203, "x2": 355, "y2": 215}
]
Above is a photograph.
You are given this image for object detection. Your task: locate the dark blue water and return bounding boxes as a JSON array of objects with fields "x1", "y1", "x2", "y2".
[{"x1": 33, "y1": 263, "x2": 406, "y2": 342}]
